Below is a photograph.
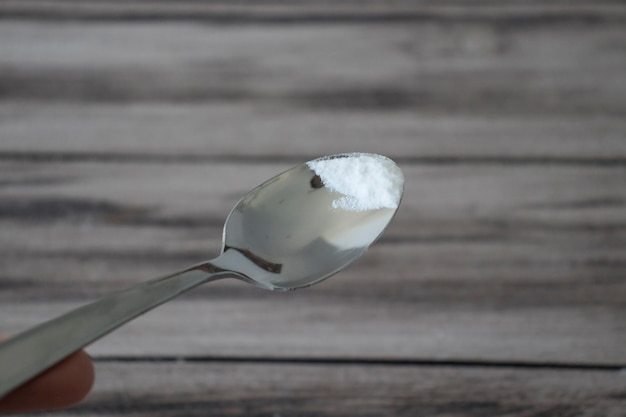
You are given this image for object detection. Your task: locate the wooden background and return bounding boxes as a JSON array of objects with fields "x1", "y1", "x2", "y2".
[{"x1": 1, "y1": 1, "x2": 626, "y2": 416}]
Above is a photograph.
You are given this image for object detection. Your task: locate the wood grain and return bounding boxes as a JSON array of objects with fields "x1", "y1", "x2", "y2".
[
  {"x1": 1, "y1": 1, "x2": 625, "y2": 415},
  {"x1": 2, "y1": 105, "x2": 626, "y2": 162},
  {"x1": 30, "y1": 361, "x2": 626, "y2": 417},
  {"x1": 1, "y1": 162, "x2": 624, "y2": 364},
  {"x1": 1, "y1": 14, "x2": 625, "y2": 115}
]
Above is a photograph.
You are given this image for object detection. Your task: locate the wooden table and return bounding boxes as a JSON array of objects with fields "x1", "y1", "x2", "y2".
[{"x1": 1, "y1": 2, "x2": 625, "y2": 415}]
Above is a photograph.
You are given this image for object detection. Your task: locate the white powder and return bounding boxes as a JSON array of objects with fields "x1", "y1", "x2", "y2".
[{"x1": 307, "y1": 153, "x2": 404, "y2": 211}]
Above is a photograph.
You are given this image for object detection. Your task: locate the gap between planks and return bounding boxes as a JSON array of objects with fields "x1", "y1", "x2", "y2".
[
  {"x1": 2, "y1": 2, "x2": 626, "y2": 24},
  {"x1": 93, "y1": 354, "x2": 626, "y2": 372},
  {"x1": 1, "y1": 151, "x2": 626, "y2": 167}
]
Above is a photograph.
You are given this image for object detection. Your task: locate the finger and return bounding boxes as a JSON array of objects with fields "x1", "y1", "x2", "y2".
[{"x1": 0, "y1": 347, "x2": 95, "y2": 414}]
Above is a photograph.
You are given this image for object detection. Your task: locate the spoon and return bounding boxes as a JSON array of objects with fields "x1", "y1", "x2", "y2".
[{"x1": 0, "y1": 153, "x2": 404, "y2": 398}]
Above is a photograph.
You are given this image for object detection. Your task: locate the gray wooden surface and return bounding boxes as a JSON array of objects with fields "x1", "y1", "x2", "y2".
[{"x1": 1, "y1": 1, "x2": 626, "y2": 416}]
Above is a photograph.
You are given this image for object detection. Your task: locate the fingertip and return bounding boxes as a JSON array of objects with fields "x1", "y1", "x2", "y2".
[{"x1": 0, "y1": 349, "x2": 95, "y2": 414}]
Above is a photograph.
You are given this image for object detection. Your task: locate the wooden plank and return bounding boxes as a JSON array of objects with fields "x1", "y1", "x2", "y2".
[
  {"x1": 0, "y1": 16, "x2": 624, "y2": 159},
  {"x1": 1, "y1": 104, "x2": 625, "y2": 160},
  {"x1": 1, "y1": 162, "x2": 624, "y2": 237},
  {"x1": 2, "y1": 293, "x2": 625, "y2": 365},
  {"x1": 0, "y1": 16, "x2": 624, "y2": 116},
  {"x1": 30, "y1": 361, "x2": 626, "y2": 417},
  {"x1": 1, "y1": 162, "x2": 624, "y2": 279},
  {"x1": 1, "y1": 161, "x2": 624, "y2": 363}
]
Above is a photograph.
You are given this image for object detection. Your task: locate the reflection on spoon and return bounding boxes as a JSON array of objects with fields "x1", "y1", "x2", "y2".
[{"x1": 0, "y1": 153, "x2": 404, "y2": 398}]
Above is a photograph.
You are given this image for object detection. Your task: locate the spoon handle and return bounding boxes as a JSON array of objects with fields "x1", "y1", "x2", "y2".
[{"x1": 0, "y1": 263, "x2": 235, "y2": 398}]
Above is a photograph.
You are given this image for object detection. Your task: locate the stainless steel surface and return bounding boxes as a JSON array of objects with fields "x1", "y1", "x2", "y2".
[{"x1": 0, "y1": 154, "x2": 402, "y2": 398}]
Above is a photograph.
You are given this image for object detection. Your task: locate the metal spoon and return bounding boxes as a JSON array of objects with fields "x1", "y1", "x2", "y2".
[{"x1": 0, "y1": 153, "x2": 403, "y2": 397}]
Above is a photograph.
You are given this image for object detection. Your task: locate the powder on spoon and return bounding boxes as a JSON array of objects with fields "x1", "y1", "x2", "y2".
[{"x1": 307, "y1": 153, "x2": 404, "y2": 212}]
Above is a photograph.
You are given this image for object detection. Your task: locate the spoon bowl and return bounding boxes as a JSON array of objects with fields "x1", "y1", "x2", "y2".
[
  {"x1": 0, "y1": 153, "x2": 404, "y2": 398},
  {"x1": 218, "y1": 157, "x2": 401, "y2": 290}
]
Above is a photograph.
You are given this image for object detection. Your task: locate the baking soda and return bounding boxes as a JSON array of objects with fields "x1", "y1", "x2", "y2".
[{"x1": 307, "y1": 153, "x2": 404, "y2": 211}]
